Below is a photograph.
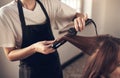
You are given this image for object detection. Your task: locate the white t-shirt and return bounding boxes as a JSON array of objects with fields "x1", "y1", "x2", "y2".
[{"x1": 0, "y1": 0, "x2": 76, "y2": 48}]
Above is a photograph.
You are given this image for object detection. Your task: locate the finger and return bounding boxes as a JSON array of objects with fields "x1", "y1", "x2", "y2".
[
  {"x1": 44, "y1": 47, "x2": 55, "y2": 54},
  {"x1": 78, "y1": 17, "x2": 83, "y2": 31},
  {"x1": 41, "y1": 47, "x2": 54, "y2": 54},
  {"x1": 46, "y1": 44, "x2": 53, "y2": 48},
  {"x1": 49, "y1": 47, "x2": 56, "y2": 53},
  {"x1": 43, "y1": 40, "x2": 55, "y2": 45},
  {"x1": 84, "y1": 13, "x2": 88, "y2": 20},
  {"x1": 47, "y1": 40, "x2": 55, "y2": 44},
  {"x1": 82, "y1": 18, "x2": 85, "y2": 29},
  {"x1": 49, "y1": 48, "x2": 56, "y2": 53},
  {"x1": 74, "y1": 19, "x2": 79, "y2": 31}
]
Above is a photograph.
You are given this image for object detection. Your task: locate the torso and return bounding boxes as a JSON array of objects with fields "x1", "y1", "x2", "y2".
[{"x1": 17, "y1": 0, "x2": 63, "y2": 78}]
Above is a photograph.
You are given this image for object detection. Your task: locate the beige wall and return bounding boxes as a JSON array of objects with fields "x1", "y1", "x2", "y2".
[
  {"x1": 92, "y1": 0, "x2": 106, "y2": 34},
  {"x1": 102, "y1": 0, "x2": 120, "y2": 37},
  {"x1": 92, "y1": 0, "x2": 120, "y2": 37}
]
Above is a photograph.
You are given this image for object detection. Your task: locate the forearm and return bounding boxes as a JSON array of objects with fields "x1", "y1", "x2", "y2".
[
  {"x1": 4, "y1": 41, "x2": 55, "y2": 61},
  {"x1": 4, "y1": 45, "x2": 35, "y2": 61}
]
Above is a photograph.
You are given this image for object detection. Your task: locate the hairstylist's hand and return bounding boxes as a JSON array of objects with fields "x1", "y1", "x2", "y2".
[
  {"x1": 74, "y1": 13, "x2": 88, "y2": 31},
  {"x1": 32, "y1": 40, "x2": 55, "y2": 54}
]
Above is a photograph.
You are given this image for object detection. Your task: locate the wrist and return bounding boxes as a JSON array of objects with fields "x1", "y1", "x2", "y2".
[{"x1": 30, "y1": 44, "x2": 36, "y2": 54}]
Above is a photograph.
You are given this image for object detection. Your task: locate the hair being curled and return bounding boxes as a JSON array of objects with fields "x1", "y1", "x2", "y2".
[
  {"x1": 63, "y1": 34, "x2": 120, "y2": 78},
  {"x1": 81, "y1": 35, "x2": 120, "y2": 78}
]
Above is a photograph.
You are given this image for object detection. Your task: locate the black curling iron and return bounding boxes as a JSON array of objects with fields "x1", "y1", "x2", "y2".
[{"x1": 52, "y1": 19, "x2": 98, "y2": 49}]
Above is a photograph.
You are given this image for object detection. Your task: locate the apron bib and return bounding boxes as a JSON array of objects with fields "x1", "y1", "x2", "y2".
[{"x1": 17, "y1": 0, "x2": 63, "y2": 78}]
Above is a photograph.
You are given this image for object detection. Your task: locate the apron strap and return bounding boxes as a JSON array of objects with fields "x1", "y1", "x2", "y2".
[
  {"x1": 17, "y1": 0, "x2": 26, "y2": 27},
  {"x1": 36, "y1": 0, "x2": 50, "y2": 22}
]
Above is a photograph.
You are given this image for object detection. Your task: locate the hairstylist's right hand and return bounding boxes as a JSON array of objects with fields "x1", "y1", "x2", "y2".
[{"x1": 32, "y1": 40, "x2": 55, "y2": 54}]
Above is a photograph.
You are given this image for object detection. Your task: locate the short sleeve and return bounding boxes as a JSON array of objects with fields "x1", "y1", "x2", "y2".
[
  {"x1": 55, "y1": 1, "x2": 77, "y2": 29},
  {"x1": 0, "y1": 8, "x2": 16, "y2": 47}
]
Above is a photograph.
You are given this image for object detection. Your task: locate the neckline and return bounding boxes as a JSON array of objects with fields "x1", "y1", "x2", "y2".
[
  {"x1": 17, "y1": 0, "x2": 50, "y2": 27},
  {"x1": 22, "y1": 2, "x2": 38, "y2": 12}
]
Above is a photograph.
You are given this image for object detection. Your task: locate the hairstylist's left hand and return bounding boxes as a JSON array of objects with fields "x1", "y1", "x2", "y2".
[{"x1": 74, "y1": 13, "x2": 88, "y2": 31}]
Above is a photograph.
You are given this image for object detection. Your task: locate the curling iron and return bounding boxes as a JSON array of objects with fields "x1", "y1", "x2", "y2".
[{"x1": 52, "y1": 19, "x2": 98, "y2": 49}]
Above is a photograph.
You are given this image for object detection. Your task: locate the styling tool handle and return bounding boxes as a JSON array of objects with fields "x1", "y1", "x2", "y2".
[{"x1": 52, "y1": 38, "x2": 67, "y2": 49}]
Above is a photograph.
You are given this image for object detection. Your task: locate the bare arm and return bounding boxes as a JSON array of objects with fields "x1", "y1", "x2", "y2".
[
  {"x1": 3, "y1": 45, "x2": 35, "y2": 61},
  {"x1": 3, "y1": 40, "x2": 55, "y2": 61}
]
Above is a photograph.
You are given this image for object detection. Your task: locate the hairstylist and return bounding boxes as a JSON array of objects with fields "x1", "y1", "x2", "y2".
[{"x1": 0, "y1": 0, "x2": 87, "y2": 78}]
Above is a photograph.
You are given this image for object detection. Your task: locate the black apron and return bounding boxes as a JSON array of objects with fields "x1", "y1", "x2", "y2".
[{"x1": 17, "y1": 0, "x2": 63, "y2": 78}]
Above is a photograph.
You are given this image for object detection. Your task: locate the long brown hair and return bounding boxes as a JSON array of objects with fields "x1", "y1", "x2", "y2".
[
  {"x1": 63, "y1": 34, "x2": 120, "y2": 78},
  {"x1": 81, "y1": 35, "x2": 120, "y2": 78}
]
